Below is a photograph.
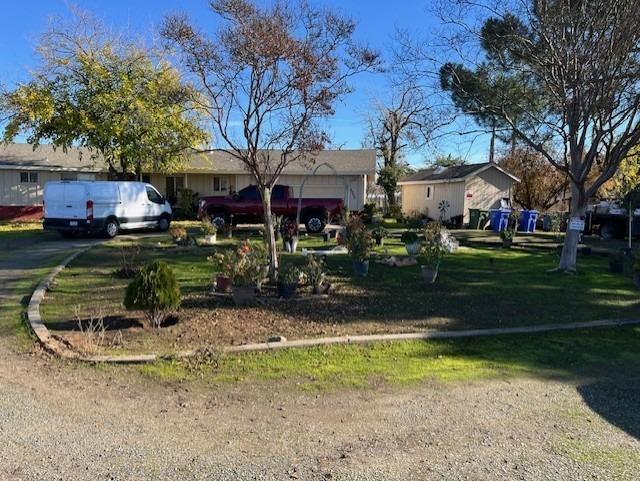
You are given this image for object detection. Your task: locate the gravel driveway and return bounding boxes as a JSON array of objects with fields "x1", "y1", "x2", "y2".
[{"x1": 1, "y1": 236, "x2": 639, "y2": 480}]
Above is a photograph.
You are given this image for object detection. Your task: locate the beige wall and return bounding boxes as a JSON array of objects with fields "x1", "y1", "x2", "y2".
[
  {"x1": 400, "y1": 181, "x2": 466, "y2": 220},
  {"x1": 463, "y1": 168, "x2": 514, "y2": 221},
  {"x1": 0, "y1": 169, "x2": 97, "y2": 206}
]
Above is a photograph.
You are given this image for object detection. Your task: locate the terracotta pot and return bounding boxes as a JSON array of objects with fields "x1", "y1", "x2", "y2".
[
  {"x1": 353, "y1": 260, "x2": 370, "y2": 277},
  {"x1": 405, "y1": 242, "x2": 421, "y2": 256},
  {"x1": 215, "y1": 274, "x2": 232, "y2": 293},
  {"x1": 421, "y1": 265, "x2": 438, "y2": 284},
  {"x1": 232, "y1": 285, "x2": 256, "y2": 306}
]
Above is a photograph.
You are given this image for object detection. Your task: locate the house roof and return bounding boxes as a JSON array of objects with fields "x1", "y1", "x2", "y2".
[
  {"x1": 398, "y1": 162, "x2": 519, "y2": 184},
  {"x1": 0, "y1": 143, "x2": 377, "y2": 176}
]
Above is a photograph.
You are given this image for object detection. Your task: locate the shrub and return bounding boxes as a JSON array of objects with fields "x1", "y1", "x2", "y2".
[
  {"x1": 404, "y1": 213, "x2": 426, "y2": 230},
  {"x1": 279, "y1": 262, "x2": 303, "y2": 285},
  {"x1": 124, "y1": 261, "x2": 181, "y2": 328},
  {"x1": 418, "y1": 222, "x2": 458, "y2": 269},
  {"x1": 200, "y1": 216, "x2": 217, "y2": 236},
  {"x1": 304, "y1": 254, "x2": 326, "y2": 289},
  {"x1": 169, "y1": 225, "x2": 187, "y2": 242},
  {"x1": 401, "y1": 230, "x2": 420, "y2": 244},
  {"x1": 114, "y1": 244, "x2": 141, "y2": 279},
  {"x1": 345, "y1": 216, "x2": 373, "y2": 261},
  {"x1": 387, "y1": 204, "x2": 403, "y2": 221},
  {"x1": 209, "y1": 241, "x2": 268, "y2": 286},
  {"x1": 372, "y1": 225, "x2": 388, "y2": 240},
  {"x1": 178, "y1": 188, "x2": 196, "y2": 219}
]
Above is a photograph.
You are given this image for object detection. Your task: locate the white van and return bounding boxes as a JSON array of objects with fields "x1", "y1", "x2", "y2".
[{"x1": 43, "y1": 181, "x2": 172, "y2": 238}]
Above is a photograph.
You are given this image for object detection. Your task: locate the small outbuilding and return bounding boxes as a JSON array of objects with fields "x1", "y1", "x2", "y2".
[{"x1": 398, "y1": 162, "x2": 520, "y2": 223}]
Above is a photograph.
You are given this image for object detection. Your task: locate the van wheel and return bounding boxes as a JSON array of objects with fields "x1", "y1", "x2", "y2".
[
  {"x1": 104, "y1": 218, "x2": 119, "y2": 238},
  {"x1": 157, "y1": 216, "x2": 171, "y2": 232}
]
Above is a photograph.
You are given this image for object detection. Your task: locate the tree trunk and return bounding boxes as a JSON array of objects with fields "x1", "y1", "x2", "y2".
[
  {"x1": 386, "y1": 188, "x2": 396, "y2": 208},
  {"x1": 261, "y1": 186, "x2": 279, "y2": 281},
  {"x1": 558, "y1": 182, "x2": 586, "y2": 272}
]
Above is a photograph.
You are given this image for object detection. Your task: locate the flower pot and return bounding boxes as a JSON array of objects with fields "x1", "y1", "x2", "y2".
[
  {"x1": 609, "y1": 258, "x2": 624, "y2": 273},
  {"x1": 634, "y1": 272, "x2": 640, "y2": 289},
  {"x1": 203, "y1": 234, "x2": 217, "y2": 245},
  {"x1": 277, "y1": 282, "x2": 298, "y2": 299},
  {"x1": 502, "y1": 238, "x2": 513, "y2": 248},
  {"x1": 216, "y1": 274, "x2": 232, "y2": 293},
  {"x1": 375, "y1": 237, "x2": 384, "y2": 247},
  {"x1": 405, "y1": 242, "x2": 421, "y2": 256},
  {"x1": 353, "y1": 260, "x2": 370, "y2": 277},
  {"x1": 421, "y1": 265, "x2": 438, "y2": 284},
  {"x1": 232, "y1": 285, "x2": 256, "y2": 306},
  {"x1": 312, "y1": 284, "x2": 324, "y2": 295},
  {"x1": 290, "y1": 237, "x2": 298, "y2": 253}
]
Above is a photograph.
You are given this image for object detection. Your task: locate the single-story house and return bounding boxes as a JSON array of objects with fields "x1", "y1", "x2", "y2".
[
  {"x1": 0, "y1": 143, "x2": 376, "y2": 220},
  {"x1": 398, "y1": 162, "x2": 520, "y2": 223}
]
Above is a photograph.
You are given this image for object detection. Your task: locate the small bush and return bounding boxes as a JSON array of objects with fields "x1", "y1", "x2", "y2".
[
  {"x1": 387, "y1": 204, "x2": 403, "y2": 221},
  {"x1": 178, "y1": 188, "x2": 197, "y2": 219},
  {"x1": 114, "y1": 244, "x2": 141, "y2": 279},
  {"x1": 124, "y1": 261, "x2": 181, "y2": 328},
  {"x1": 345, "y1": 216, "x2": 373, "y2": 261},
  {"x1": 401, "y1": 230, "x2": 420, "y2": 244}
]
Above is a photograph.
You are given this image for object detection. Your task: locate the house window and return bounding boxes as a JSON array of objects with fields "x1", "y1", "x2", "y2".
[
  {"x1": 61, "y1": 173, "x2": 77, "y2": 181},
  {"x1": 20, "y1": 172, "x2": 38, "y2": 183},
  {"x1": 426, "y1": 185, "x2": 434, "y2": 200},
  {"x1": 212, "y1": 176, "x2": 228, "y2": 193}
]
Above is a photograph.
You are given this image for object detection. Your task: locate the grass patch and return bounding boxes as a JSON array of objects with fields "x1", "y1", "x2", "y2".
[{"x1": 140, "y1": 326, "x2": 640, "y2": 390}]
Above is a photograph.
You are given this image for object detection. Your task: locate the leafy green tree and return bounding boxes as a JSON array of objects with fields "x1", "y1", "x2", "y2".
[
  {"x1": 1, "y1": 11, "x2": 208, "y2": 178},
  {"x1": 430, "y1": 154, "x2": 466, "y2": 168}
]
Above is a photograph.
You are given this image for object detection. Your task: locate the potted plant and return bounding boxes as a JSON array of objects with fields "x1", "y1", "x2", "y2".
[
  {"x1": 346, "y1": 216, "x2": 373, "y2": 276},
  {"x1": 372, "y1": 225, "x2": 388, "y2": 247},
  {"x1": 281, "y1": 218, "x2": 299, "y2": 253},
  {"x1": 500, "y1": 228, "x2": 515, "y2": 248},
  {"x1": 277, "y1": 263, "x2": 302, "y2": 299},
  {"x1": 209, "y1": 242, "x2": 267, "y2": 304},
  {"x1": 418, "y1": 222, "x2": 459, "y2": 284},
  {"x1": 305, "y1": 254, "x2": 326, "y2": 295},
  {"x1": 610, "y1": 251, "x2": 625, "y2": 273},
  {"x1": 169, "y1": 225, "x2": 188, "y2": 245},
  {"x1": 401, "y1": 230, "x2": 422, "y2": 256},
  {"x1": 200, "y1": 217, "x2": 217, "y2": 245}
]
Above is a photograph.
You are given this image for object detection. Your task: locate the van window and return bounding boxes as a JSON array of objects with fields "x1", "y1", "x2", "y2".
[{"x1": 146, "y1": 186, "x2": 164, "y2": 204}]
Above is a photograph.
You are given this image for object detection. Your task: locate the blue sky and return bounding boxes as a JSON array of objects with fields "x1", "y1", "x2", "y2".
[{"x1": 0, "y1": 0, "x2": 491, "y2": 166}]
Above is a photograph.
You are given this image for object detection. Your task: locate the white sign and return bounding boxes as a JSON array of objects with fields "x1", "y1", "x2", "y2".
[{"x1": 569, "y1": 217, "x2": 585, "y2": 231}]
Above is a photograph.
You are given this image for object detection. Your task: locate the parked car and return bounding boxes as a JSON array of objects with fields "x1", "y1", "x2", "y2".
[
  {"x1": 43, "y1": 181, "x2": 172, "y2": 238},
  {"x1": 197, "y1": 184, "x2": 344, "y2": 233}
]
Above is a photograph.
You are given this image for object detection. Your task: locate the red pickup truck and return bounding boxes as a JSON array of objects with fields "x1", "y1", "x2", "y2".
[{"x1": 197, "y1": 184, "x2": 344, "y2": 233}]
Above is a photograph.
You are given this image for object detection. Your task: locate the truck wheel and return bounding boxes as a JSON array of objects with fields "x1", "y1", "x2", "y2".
[
  {"x1": 157, "y1": 215, "x2": 171, "y2": 232},
  {"x1": 305, "y1": 215, "x2": 325, "y2": 234},
  {"x1": 600, "y1": 222, "x2": 617, "y2": 240},
  {"x1": 210, "y1": 212, "x2": 228, "y2": 229},
  {"x1": 104, "y1": 218, "x2": 119, "y2": 239}
]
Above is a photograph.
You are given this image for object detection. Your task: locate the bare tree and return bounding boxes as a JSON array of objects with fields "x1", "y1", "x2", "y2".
[
  {"x1": 366, "y1": 84, "x2": 433, "y2": 210},
  {"x1": 162, "y1": 0, "x2": 380, "y2": 278},
  {"x1": 409, "y1": 0, "x2": 640, "y2": 272}
]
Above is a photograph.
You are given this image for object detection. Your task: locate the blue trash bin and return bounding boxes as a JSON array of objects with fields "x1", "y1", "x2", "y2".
[
  {"x1": 489, "y1": 209, "x2": 511, "y2": 232},
  {"x1": 519, "y1": 210, "x2": 539, "y2": 232}
]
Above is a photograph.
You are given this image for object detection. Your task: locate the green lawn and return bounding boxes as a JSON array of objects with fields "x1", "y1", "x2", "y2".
[
  {"x1": 40, "y1": 229, "x2": 640, "y2": 357},
  {"x1": 141, "y1": 326, "x2": 640, "y2": 390}
]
